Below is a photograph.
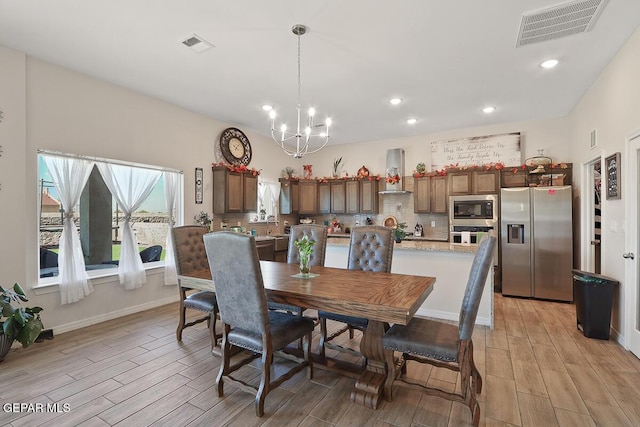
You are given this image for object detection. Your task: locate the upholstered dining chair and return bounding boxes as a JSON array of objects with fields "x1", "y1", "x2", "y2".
[
  {"x1": 381, "y1": 235, "x2": 496, "y2": 427},
  {"x1": 171, "y1": 226, "x2": 219, "y2": 349},
  {"x1": 268, "y1": 224, "x2": 328, "y2": 315},
  {"x1": 318, "y1": 225, "x2": 394, "y2": 358},
  {"x1": 203, "y1": 231, "x2": 314, "y2": 417}
]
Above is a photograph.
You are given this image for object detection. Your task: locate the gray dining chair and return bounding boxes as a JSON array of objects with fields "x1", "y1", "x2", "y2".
[
  {"x1": 203, "y1": 231, "x2": 314, "y2": 417},
  {"x1": 318, "y1": 225, "x2": 394, "y2": 359},
  {"x1": 172, "y1": 226, "x2": 219, "y2": 349},
  {"x1": 268, "y1": 224, "x2": 328, "y2": 315},
  {"x1": 381, "y1": 235, "x2": 496, "y2": 427}
]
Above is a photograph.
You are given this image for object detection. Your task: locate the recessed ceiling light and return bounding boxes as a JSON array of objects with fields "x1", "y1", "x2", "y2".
[
  {"x1": 390, "y1": 98, "x2": 403, "y2": 105},
  {"x1": 482, "y1": 106, "x2": 496, "y2": 114},
  {"x1": 540, "y1": 59, "x2": 559, "y2": 69},
  {"x1": 407, "y1": 118, "x2": 417, "y2": 125},
  {"x1": 262, "y1": 105, "x2": 273, "y2": 111}
]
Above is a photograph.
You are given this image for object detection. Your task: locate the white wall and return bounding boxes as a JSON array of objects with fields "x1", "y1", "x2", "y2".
[{"x1": 567, "y1": 26, "x2": 640, "y2": 340}]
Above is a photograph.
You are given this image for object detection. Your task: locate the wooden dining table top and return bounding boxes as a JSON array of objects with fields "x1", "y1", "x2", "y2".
[{"x1": 179, "y1": 261, "x2": 435, "y2": 326}]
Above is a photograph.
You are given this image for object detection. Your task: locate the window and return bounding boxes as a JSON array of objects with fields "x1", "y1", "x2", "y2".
[
  {"x1": 256, "y1": 180, "x2": 280, "y2": 223},
  {"x1": 38, "y1": 152, "x2": 182, "y2": 281}
]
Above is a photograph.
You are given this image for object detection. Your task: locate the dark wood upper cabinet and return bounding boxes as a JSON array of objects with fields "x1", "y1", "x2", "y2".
[
  {"x1": 318, "y1": 182, "x2": 331, "y2": 214},
  {"x1": 298, "y1": 180, "x2": 319, "y2": 215},
  {"x1": 345, "y1": 180, "x2": 360, "y2": 214},
  {"x1": 448, "y1": 169, "x2": 499, "y2": 195},
  {"x1": 212, "y1": 166, "x2": 258, "y2": 214},
  {"x1": 330, "y1": 180, "x2": 346, "y2": 214},
  {"x1": 414, "y1": 176, "x2": 431, "y2": 213},
  {"x1": 359, "y1": 180, "x2": 379, "y2": 214}
]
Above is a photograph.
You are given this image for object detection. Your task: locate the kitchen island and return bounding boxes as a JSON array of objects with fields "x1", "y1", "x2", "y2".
[{"x1": 325, "y1": 235, "x2": 493, "y2": 328}]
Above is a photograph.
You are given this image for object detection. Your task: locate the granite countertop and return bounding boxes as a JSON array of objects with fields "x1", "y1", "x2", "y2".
[{"x1": 326, "y1": 235, "x2": 477, "y2": 253}]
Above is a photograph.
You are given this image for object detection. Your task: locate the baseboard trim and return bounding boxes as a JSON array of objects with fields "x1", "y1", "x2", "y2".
[
  {"x1": 51, "y1": 295, "x2": 180, "y2": 335},
  {"x1": 416, "y1": 307, "x2": 491, "y2": 327}
]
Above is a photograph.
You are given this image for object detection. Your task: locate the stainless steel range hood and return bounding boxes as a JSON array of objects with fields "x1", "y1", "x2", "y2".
[{"x1": 379, "y1": 148, "x2": 412, "y2": 194}]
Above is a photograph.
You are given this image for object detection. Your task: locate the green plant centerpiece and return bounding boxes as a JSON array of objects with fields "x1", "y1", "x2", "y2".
[
  {"x1": 294, "y1": 235, "x2": 315, "y2": 277},
  {"x1": 1, "y1": 283, "x2": 44, "y2": 361},
  {"x1": 394, "y1": 222, "x2": 408, "y2": 243}
]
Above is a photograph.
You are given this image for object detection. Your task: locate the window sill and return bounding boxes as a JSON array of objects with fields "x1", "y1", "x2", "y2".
[{"x1": 33, "y1": 262, "x2": 166, "y2": 295}]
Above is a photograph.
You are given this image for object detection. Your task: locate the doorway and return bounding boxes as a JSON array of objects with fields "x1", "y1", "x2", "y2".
[
  {"x1": 625, "y1": 129, "x2": 640, "y2": 358},
  {"x1": 583, "y1": 156, "x2": 602, "y2": 273}
]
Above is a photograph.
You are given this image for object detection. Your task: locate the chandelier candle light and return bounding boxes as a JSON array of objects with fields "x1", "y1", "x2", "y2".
[{"x1": 268, "y1": 24, "x2": 331, "y2": 159}]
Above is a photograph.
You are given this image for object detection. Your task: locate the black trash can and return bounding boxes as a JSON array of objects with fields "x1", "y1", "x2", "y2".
[{"x1": 572, "y1": 269, "x2": 619, "y2": 340}]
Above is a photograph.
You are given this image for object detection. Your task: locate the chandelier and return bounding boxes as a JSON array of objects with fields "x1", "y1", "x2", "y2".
[{"x1": 268, "y1": 24, "x2": 331, "y2": 159}]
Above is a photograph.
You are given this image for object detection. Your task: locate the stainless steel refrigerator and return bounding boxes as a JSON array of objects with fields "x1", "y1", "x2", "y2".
[{"x1": 500, "y1": 186, "x2": 573, "y2": 301}]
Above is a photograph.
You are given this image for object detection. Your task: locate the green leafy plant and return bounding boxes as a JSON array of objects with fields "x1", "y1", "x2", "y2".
[
  {"x1": 394, "y1": 222, "x2": 408, "y2": 242},
  {"x1": 1, "y1": 283, "x2": 44, "y2": 348},
  {"x1": 294, "y1": 235, "x2": 316, "y2": 275},
  {"x1": 194, "y1": 211, "x2": 212, "y2": 227}
]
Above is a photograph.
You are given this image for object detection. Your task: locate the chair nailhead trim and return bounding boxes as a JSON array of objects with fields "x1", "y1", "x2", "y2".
[{"x1": 384, "y1": 345, "x2": 457, "y2": 362}]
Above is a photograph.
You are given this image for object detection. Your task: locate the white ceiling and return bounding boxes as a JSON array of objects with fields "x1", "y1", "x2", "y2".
[{"x1": 1, "y1": 1, "x2": 639, "y2": 146}]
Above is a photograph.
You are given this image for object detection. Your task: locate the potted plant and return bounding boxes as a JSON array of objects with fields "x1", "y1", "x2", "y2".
[
  {"x1": 394, "y1": 222, "x2": 408, "y2": 243},
  {"x1": 294, "y1": 235, "x2": 315, "y2": 277},
  {"x1": 1, "y1": 283, "x2": 44, "y2": 361},
  {"x1": 194, "y1": 211, "x2": 212, "y2": 230}
]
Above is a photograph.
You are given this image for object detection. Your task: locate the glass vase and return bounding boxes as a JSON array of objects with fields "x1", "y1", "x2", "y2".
[{"x1": 299, "y1": 253, "x2": 311, "y2": 277}]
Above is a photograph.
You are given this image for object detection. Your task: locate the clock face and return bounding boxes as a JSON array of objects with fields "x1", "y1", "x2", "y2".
[{"x1": 220, "y1": 128, "x2": 252, "y2": 165}]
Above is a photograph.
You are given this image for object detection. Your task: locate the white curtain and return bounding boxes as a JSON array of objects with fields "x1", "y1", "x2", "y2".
[
  {"x1": 97, "y1": 163, "x2": 161, "y2": 289},
  {"x1": 43, "y1": 155, "x2": 95, "y2": 304},
  {"x1": 163, "y1": 171, "x2": 179, "y2": 285},
  {"x1": 266, "y1": 182, "x2": 280, "y2": 215},
  {"x1": 258, "y1": 181, "x2": 267, "y2": 212}
]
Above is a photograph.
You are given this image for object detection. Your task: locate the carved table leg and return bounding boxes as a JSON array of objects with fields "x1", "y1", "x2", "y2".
[{"x1": 350, "y1": 320, "x2": 389, "y2": 408}]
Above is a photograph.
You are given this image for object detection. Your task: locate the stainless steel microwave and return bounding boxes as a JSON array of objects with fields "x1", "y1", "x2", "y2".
[{"x1": 449, "y1": 194, "x2": 498, "y2": 226}]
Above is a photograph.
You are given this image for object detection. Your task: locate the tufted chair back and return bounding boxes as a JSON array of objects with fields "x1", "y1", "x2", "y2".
[
  {"x1": 171, "y1": 226, "x2": 210, "y2": 275},
  {"x1": 347, "y1": 225, "x2": 394, "y2": 272},
  {"x1": 287, "y1": 224, "x2": 328, "y2": 267},
  {"x1": 458, "y1": 235, "x2": 496, "y2": 340},
  {"x1": 203, "y1": 232, "x2": 270, "y2": 335}
]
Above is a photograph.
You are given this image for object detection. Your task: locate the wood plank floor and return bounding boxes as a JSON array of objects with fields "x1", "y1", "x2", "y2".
[{"x1": 2, "y1": 294, "x2": 640, "y2": 426}]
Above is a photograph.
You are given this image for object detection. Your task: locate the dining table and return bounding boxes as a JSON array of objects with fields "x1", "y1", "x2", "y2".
[{"x1": 178, "y1": 260, "x2": 435, "y2": 409}]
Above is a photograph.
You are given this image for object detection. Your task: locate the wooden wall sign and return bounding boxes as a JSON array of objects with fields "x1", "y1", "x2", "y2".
[
  {"x1": 430, "y1": 132, "x2": 521, "y2": 171},
  {"x1": 605, "y1": 152, "x2": 621, "y2": 200}
]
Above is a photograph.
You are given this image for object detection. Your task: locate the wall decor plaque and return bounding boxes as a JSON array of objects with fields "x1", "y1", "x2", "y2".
[
  {"x1": 430, "y1": 132, "x2": 521, "y2": 171},
  {"x1": 605, "y1": 152, "x2": 621, "y2": 200}
]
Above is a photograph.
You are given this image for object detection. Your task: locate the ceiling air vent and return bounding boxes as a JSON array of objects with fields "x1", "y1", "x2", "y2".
[
  {"x1": 181, "y1": 34, "x2": 214, "y2": 53},
  {"x1": 516, "y1": 0, "x2": 608, "y2": 47}
]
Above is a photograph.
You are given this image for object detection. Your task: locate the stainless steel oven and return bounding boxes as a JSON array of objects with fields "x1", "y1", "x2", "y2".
[{"x1": 449, "y1": 194, "x2": 499, "y2": 270}]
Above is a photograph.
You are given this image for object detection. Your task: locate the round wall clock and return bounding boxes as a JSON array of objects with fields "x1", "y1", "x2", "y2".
[{"x1": 219, "y1": 127, "x2": 252, "y2": 166}]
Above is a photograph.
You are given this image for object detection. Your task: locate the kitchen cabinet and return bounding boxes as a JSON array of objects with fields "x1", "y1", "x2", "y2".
[
  {"x1": 298, "y1": 180, "x2": 318, "y2": 215},
  {"x1": 448, "y1": 169, "x2": 498, "y2": 195},
  {"x1": 279, "y1": 179, "x2": 299, "y2": 215},
  {"x1": 212, "y1": 166, "x2": 258, "y2": 214},
  {"x1": 330, "y1": 180, "x2": 346, "y2": 213},
  {"x1": 359, "y1": 180, "x2": 379, "y2": 214},
  {"x1": 346, "y1": 180, "x2": 360, "y2": 214},
  {"x1": 472, "y1": 170, "x2": 499, "y2": 194},
  {"x1": 431, "y1": 175, "x2": 448, "y2": 213},
  {"x1": 318, "y1": 181, "x2": 331, "y2": 214},
  {"x1": 414, "y1": 175, "x2": 447, "y2": 213}
]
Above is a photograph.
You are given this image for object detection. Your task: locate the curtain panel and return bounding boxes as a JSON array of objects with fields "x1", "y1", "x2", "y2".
[
  {"x1": 163, "y1": 171, "x2": 179, "y2": 285},
  {"x1": 43, "y1": 156, "x2": 95, "y2": 304},
  {"x1": 97, "y1": 163, "x2": 161, "y2": 289}
]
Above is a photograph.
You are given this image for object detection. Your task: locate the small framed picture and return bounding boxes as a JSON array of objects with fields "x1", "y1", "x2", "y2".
[
  {"x1": 195, "y1": 167, "x2": 203, "y2": 204},
  {"x1": 605, "y1": 152, "x2": 621, "y2": 200}
]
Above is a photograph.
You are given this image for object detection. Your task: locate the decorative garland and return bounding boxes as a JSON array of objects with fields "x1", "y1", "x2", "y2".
[
  {"x1": 212, "y1": 162, "x2": 261, "y2": 176},
  {"x1": 385, "y1": 173, "x2": 401, "y2": 184}
]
